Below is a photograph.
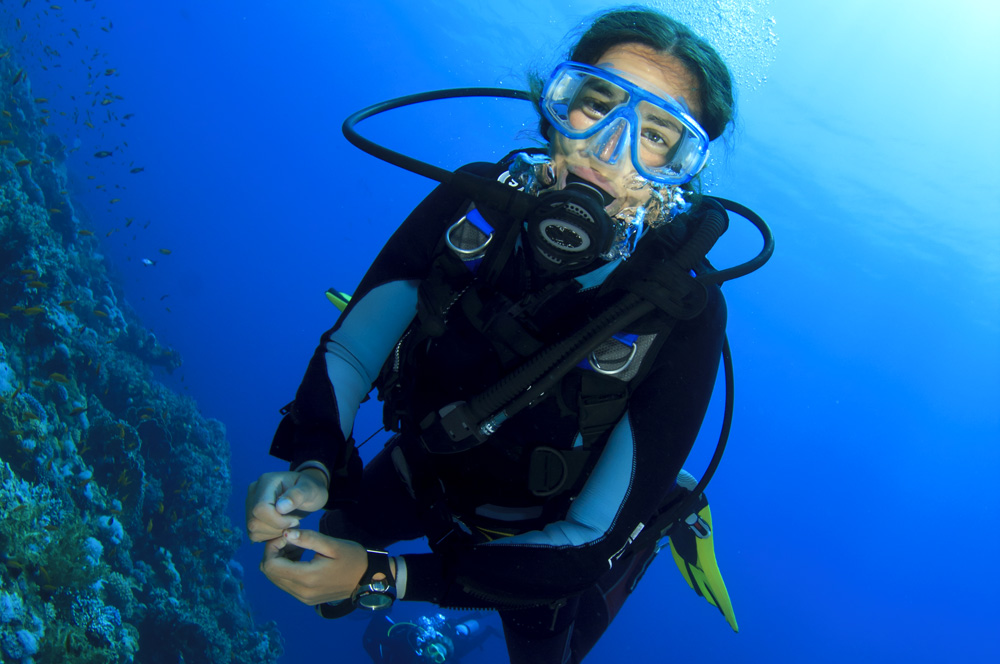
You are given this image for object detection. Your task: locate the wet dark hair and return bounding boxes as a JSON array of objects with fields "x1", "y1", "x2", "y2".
[{"x1": 531, "y1": 6, "x2": 734, "y2": 141}]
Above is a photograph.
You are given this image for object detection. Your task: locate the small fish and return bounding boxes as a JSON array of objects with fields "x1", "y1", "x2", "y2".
[
  {"x1": 49, "y1": 373, "x2": 69, "y2": 384},
  {"x1": 93, "y1": 150, "x2": 112, "y2": 158},
  {"x1": 14, "y1": 159, "x2": 30, "y2": 167},
  {"x1": 12, "y1": 69, "x2": 24, "y2": 85},
  {"x1": 11, "y1": 305, "x2": 25, "y2": 311},
  {"x1": 31, "y1": 380, "x2": 46, "y2": 387},
  {"x1": 27, "y1": 281, "x2": 48, "y2": 288},
  {"x1": 78, "y1": 229, "x2": 94, "y2": 236},
  {"x1": 22, "y1": 411, "x2": 39, "y2": 421},
  {"x1": 0, "y1": 140, "x2": 12, "y2": 145},
  {"x1": 68, "y1": 406, "x2": 87, "y2": 416},
  {"x1": 34, "y1": 97, "x2": 48, "y2": 103},
  {"x1": 1, "y1": 110, "x2": 11, "y2": 117},
  {"x1": 126, "y1": 217, "x2": 134, "y2": 227},
  {"x1": 48, "y1": 208, "x2": 61, "y2": 214},
  {"x1": 160, "y1": 294, "x2": 170, "y2": 301},
  {"x1": 20, "y1": 269, "x2": 38, "y2": 276},
  {"x1": 123, "y1": 113, "x2": 135, "y2": 120},
  {"x1": 159, "y1": 248, "x2": 172, "y2": 255},
  {"x1": 93, "y1": 309, "x2": 108, "y2": 318},
  {"x1": 158, "y1": 501, "x2": 164, "y2": 513},
  {"x1": 0, "y1": 313, "x2": 8, "y2": 319},
  {"x1": 141, "y1": 258, "x2": 156, "y2": 267},
  {"x1": 59, "y1": 300, "x2": 75, "y2": 309},
  {"x1": 105, "y1": 68, "x2": 117, "y2": 76},
  {"x1": 84, "y1": 121, "x2": 95, "y2": 129},
  {"x1": 109, "y1": 198, "x2": 120, "y2": 204},
  {"x1": 100, "y1": 99, "x2": 112, "y2": 106},
  {"x1": 129, "y1": 167, "x2": 144, "y2": 174},
  {"x1": 147, "y1": 519, "x2": 153, "y2": 533},
  {"x1": 24, "y1": 307, "x2": 45, "y2": 315}
]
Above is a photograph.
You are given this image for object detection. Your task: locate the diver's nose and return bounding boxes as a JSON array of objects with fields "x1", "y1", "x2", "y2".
[{"x1": 590, "y1": 117, "x2": 629, "y2": 165}]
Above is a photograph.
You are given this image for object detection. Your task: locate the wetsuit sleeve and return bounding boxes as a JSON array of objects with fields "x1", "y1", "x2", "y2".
[
  {"x1": 270, "y1": 172, "x2": 484, "y2": 503},
  {"x1": 400, "y1": 285, "x2": 728, "y2": 607}
]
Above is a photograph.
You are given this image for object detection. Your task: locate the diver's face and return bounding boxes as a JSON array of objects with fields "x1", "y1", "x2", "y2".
[{"x1": 548, "y1": 43, "x2": 703, "y2": 216}]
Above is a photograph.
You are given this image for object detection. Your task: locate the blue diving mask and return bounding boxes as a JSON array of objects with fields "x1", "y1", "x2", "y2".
[{"x1": 541, "y1": 61, "x2": 710, "y2": 186}]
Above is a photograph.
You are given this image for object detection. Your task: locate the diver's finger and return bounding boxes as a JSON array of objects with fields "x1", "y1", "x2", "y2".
[{"x1": 280, "y1": 529, "x2": 343, "y2": 558}]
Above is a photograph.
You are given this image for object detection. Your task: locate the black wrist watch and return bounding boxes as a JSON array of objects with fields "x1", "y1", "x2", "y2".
[{"x1": 352, "y1": 549, "x2": 396, "y2": 610}]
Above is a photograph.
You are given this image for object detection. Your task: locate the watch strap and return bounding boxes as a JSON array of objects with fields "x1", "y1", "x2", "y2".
[{"x1": 352, "y1": 549, "x2": 396, "y2": 609}]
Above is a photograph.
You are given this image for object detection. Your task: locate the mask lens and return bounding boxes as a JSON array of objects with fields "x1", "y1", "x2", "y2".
[
  {"x1": 543, "y1": 67, "x2": 629, "y2": 137},
  {"x1": 634, "y1": 100, "x2": 707, "y2": 181}
]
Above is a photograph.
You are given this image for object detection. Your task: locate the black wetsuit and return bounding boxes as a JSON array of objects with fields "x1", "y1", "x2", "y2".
[{"x1": 274, "y1": 161, "x2": 726, "y2": 663}]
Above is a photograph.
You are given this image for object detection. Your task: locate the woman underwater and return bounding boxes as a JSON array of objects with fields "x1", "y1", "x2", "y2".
[{"x1": 247, "y1": 6, "x2": 743, "y2": 663}]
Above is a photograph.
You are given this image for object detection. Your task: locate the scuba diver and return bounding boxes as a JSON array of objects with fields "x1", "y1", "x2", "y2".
[
  {"x1": 247, "y1": 6, "x2": 771, "y2": 663},
  {"x1": 362, "y1": 612, "x2": 499, "y2": 663}
]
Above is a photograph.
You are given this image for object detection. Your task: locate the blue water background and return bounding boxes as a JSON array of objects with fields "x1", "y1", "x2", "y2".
[{"x1": 10, "y1": 0, "x2": 998, "y2": 661}]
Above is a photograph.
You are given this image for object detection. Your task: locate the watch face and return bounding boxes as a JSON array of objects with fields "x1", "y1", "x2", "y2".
[{"x1": 357, "y1": 591, "x2": 394, "y2": 610}]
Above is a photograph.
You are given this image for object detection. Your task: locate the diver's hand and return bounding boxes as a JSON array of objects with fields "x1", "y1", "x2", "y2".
[
  {"x1": 260, "y1": 530, "x2": 376, "y2": 605},
  {"x1": 245, "y1": 470, "x2": 328, "y2": 542}
]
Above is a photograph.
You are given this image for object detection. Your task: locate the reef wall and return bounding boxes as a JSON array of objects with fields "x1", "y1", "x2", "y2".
[{"x1": 0, "y1": 38, "x2": 282, "y2": 664}]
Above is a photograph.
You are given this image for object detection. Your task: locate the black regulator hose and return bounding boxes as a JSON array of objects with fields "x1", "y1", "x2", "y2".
[
  {"x1": 675, "y1": 199, "x2": 729, "y2": 273},
  {"x1": 700, "y1": 197, "x2": 775, "y2": 284},
  {"x1": 343, "y1": 87, "x2": 539, "y2": 220}
]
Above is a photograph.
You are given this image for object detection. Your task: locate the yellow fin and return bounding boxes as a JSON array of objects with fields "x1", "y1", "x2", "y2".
[
  {"x1": 669, "y1": 502, "x2": 739, "y2": 632},
  {"x1": 325, "y1": 288, "x2": 352, "y2": 312}
]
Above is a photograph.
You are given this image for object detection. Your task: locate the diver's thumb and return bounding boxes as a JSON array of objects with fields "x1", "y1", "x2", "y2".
[{"x1": 275, "y1": 478, "x2": 326, "y2": 516}]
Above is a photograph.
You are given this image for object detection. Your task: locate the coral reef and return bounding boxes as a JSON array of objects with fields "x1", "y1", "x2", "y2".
[{"x1": 0, "y1": 33, "x2": 282, "y2": 664}]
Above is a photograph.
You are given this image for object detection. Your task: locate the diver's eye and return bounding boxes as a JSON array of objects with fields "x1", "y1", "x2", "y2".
[
  {"x1": 641, "y1": 127, "x2": 668, "y2": 147},
  {"x1": 569, "y1": 94, "x2": 618, "y2": 130}
]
